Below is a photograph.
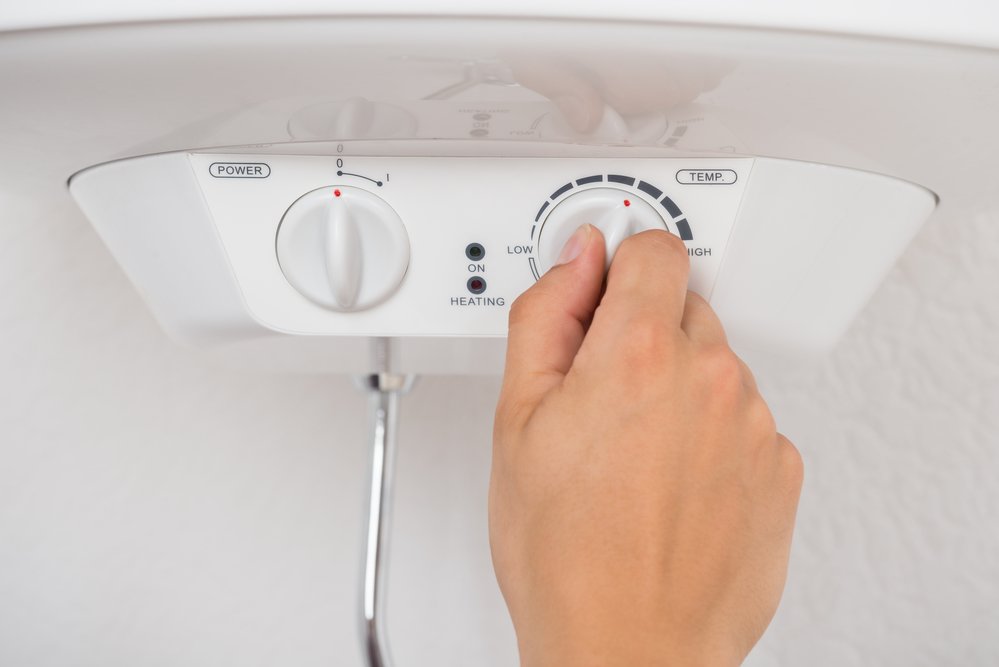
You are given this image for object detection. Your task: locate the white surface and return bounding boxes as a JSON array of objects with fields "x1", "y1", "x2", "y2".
[
  {"x1": 3, "y1": 0, "x2": 999, "y2": 51},
  {"x1": 1, "y1": 194, "x2": 998, "y2": 665},
  {"x1": 712, "y1": 159, "x2": 936, "y2": 355}
]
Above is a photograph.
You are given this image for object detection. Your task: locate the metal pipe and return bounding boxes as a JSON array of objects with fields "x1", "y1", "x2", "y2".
[{"x1": 358, "y1": 339, "x2": 414, "y2": 667}]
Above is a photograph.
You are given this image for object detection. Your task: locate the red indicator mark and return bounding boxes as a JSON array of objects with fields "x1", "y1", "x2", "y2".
[
  {"x1": 623, "y1": 199, "x2": 631, "y2": 207},
  {"x1": 333, "y1": 189, "x2": 342, "y2": 197}
]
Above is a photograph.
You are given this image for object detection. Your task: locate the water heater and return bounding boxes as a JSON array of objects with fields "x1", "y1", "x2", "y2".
[{"x1": 6, "y1": 4, "x2": 994, "y2": 375}]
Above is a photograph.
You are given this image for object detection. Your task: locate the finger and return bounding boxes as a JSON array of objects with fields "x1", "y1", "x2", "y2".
[
  {"x1": 591, "y1": 229, "x2": 690, "y2": 336},
  {"x1": 680, "y1": 290, "x2": 727, "y2": 345},
  {"x1": 682, "y1": 292, "x2": 757, "y2": 391},
  {"x1": 500, "y1": 224, "x2": 607, "y2": 420}
]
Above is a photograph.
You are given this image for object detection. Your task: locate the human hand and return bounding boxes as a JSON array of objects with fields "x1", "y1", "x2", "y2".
[{"x1": 490, "y1": 225, "x2": 803, "y2": 666}]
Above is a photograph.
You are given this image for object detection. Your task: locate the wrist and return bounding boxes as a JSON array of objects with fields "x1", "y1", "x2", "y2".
[{"x1": 520, "y1": 631, "x2": 742, "y2": 667}]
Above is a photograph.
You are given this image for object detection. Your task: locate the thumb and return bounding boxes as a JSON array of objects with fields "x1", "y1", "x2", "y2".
[{"x1": 499, "y1": 224, "x2": 606, "y2": 419}]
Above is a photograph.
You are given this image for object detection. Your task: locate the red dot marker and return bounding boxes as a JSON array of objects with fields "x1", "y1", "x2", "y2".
[
  {"x1": 623, "y1": 199, "x2": 631, "y2": 207},
  {"x1": 333, "y1": 189, "x2": 342, "y2": 197}
]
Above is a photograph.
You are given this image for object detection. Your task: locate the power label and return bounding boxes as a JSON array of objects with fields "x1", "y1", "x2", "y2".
[{"x1": 209, "y1": 162, "x2": 271, "y2": 178}]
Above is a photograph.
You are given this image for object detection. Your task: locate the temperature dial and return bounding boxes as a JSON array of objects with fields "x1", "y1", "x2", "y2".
[
  {"x1": 536, "y1": 187, "x2": 667, "y2": 274},
  {"x1": 276, "y1": 186, "x2": 410, "y2": 311}
]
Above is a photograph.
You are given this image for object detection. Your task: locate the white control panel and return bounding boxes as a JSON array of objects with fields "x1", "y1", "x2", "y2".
[
  {"x1": 69, "y1": 147, "x2": 935, "y2": 372},
  {"x1": 191, "y1": 154, "x2": 750, "y2": 336}
]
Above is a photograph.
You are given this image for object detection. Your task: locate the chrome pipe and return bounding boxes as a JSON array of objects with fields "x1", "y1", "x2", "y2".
[{"x1": 357, "y1": 339, "x2": 414, "y2": 667}]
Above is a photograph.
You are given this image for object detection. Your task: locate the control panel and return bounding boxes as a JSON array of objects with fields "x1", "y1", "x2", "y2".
[{"x1": 191, "y1": 154, "x2": 751, "y2": 336}]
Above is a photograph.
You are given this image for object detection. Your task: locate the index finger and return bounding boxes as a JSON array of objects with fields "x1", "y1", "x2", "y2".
[{"x1": 589, "y1": 229, "x2": 691, "y2": 336}]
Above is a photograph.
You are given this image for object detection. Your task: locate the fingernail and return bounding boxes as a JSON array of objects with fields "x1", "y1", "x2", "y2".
[{"x1": 556, "y1": 224, "x2": 591, "y2": 266}]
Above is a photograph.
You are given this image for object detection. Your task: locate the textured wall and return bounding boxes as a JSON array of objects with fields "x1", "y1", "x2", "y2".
[{"x1": 1, "y1": 191, "x2": 997, "y2": 666}]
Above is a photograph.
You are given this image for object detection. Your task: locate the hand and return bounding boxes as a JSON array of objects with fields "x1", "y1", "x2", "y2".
[{"x1": 490, "y1": 225, "x2": 803, "y2": 666}]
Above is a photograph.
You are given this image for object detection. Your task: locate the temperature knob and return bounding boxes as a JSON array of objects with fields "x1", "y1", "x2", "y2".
[
  {"x1": 536, "y1": 187, "x2": 667, "y2": 274},
  {"x1": 276, "y1": 186, "x2": 410, "y2": 311}
]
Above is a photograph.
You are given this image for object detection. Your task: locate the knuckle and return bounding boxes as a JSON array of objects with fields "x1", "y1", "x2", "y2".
[
  {"x1": 747, "y1": 397, "x2": 778, "y2": 437},
  {"x1": 778, "y1": 436, "x2": 805, "y2": 490},
  {"x1": 619, "y1": 316, "x2": 676, "y2": 365},
  {"x1": 493, "y1": 390, "x2": 538, "y2": 439},
  {"x1": 507, "y1": 291, "x2": 535, "y2": 328},
  {"x1": 685, "y1": 289, "x2": 710, "y2": 310},
  {"x1": 698, "y1": 343, "x2": 744, "y2": 397},
  {"x1": 683, "y1": 291, "x2": 727, "y2": 335},
  {"x1": 686, "y1": 292, "x2": 721, "y2": 325}
]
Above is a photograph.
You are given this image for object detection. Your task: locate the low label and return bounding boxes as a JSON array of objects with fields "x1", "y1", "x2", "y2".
[
  {"x1": 209, "y1": 162, "x2": 271, "y2": 178},
  {"x1": 675, "y1": 169, "x2": 737, "y2": 185}
]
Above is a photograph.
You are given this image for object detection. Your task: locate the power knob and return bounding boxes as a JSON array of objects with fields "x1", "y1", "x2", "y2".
[
  {"x1": 536, "y1": 187, "x2": 668, "y2": 274},
  {"x1": 276, "y1": 186, "x2": 410, "y2": 311}
]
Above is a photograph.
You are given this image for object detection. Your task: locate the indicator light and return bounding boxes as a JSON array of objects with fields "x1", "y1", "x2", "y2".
[
  {"x1": 465, "y1": 242, "x2": 485, "y2": 261},
  {"x1": 623, "y1": 199, "x2": 631, "y2": 207},
  {"x1": 333, "y1": 189, "x2": 342, "y2": 197},
  {"x1": 467, "y1": 276, "x2": 487, "y2": 294}
]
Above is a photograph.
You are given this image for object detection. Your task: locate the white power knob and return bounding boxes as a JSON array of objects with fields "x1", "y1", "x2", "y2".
[
  {"x1": 276, "y1": 186, "x2": 410, "y2": 311},
  {"x1": 536, "y1": 187, "x2": 668, "y2": 274}
]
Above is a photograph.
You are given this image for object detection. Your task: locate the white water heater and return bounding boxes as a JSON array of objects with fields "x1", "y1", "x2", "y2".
[{"x1": 7, "y1": 4, "x2": 996, "y2": 374}]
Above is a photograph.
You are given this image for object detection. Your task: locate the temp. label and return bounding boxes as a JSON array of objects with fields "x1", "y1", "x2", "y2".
[{"x1": 676, "y1": 169, "x2": 737, "y2": 185}]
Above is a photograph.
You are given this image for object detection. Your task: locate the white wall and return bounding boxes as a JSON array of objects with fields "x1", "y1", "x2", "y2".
[{"x1": 2, "y1": 192, "x2": 998, "y2": 665}]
